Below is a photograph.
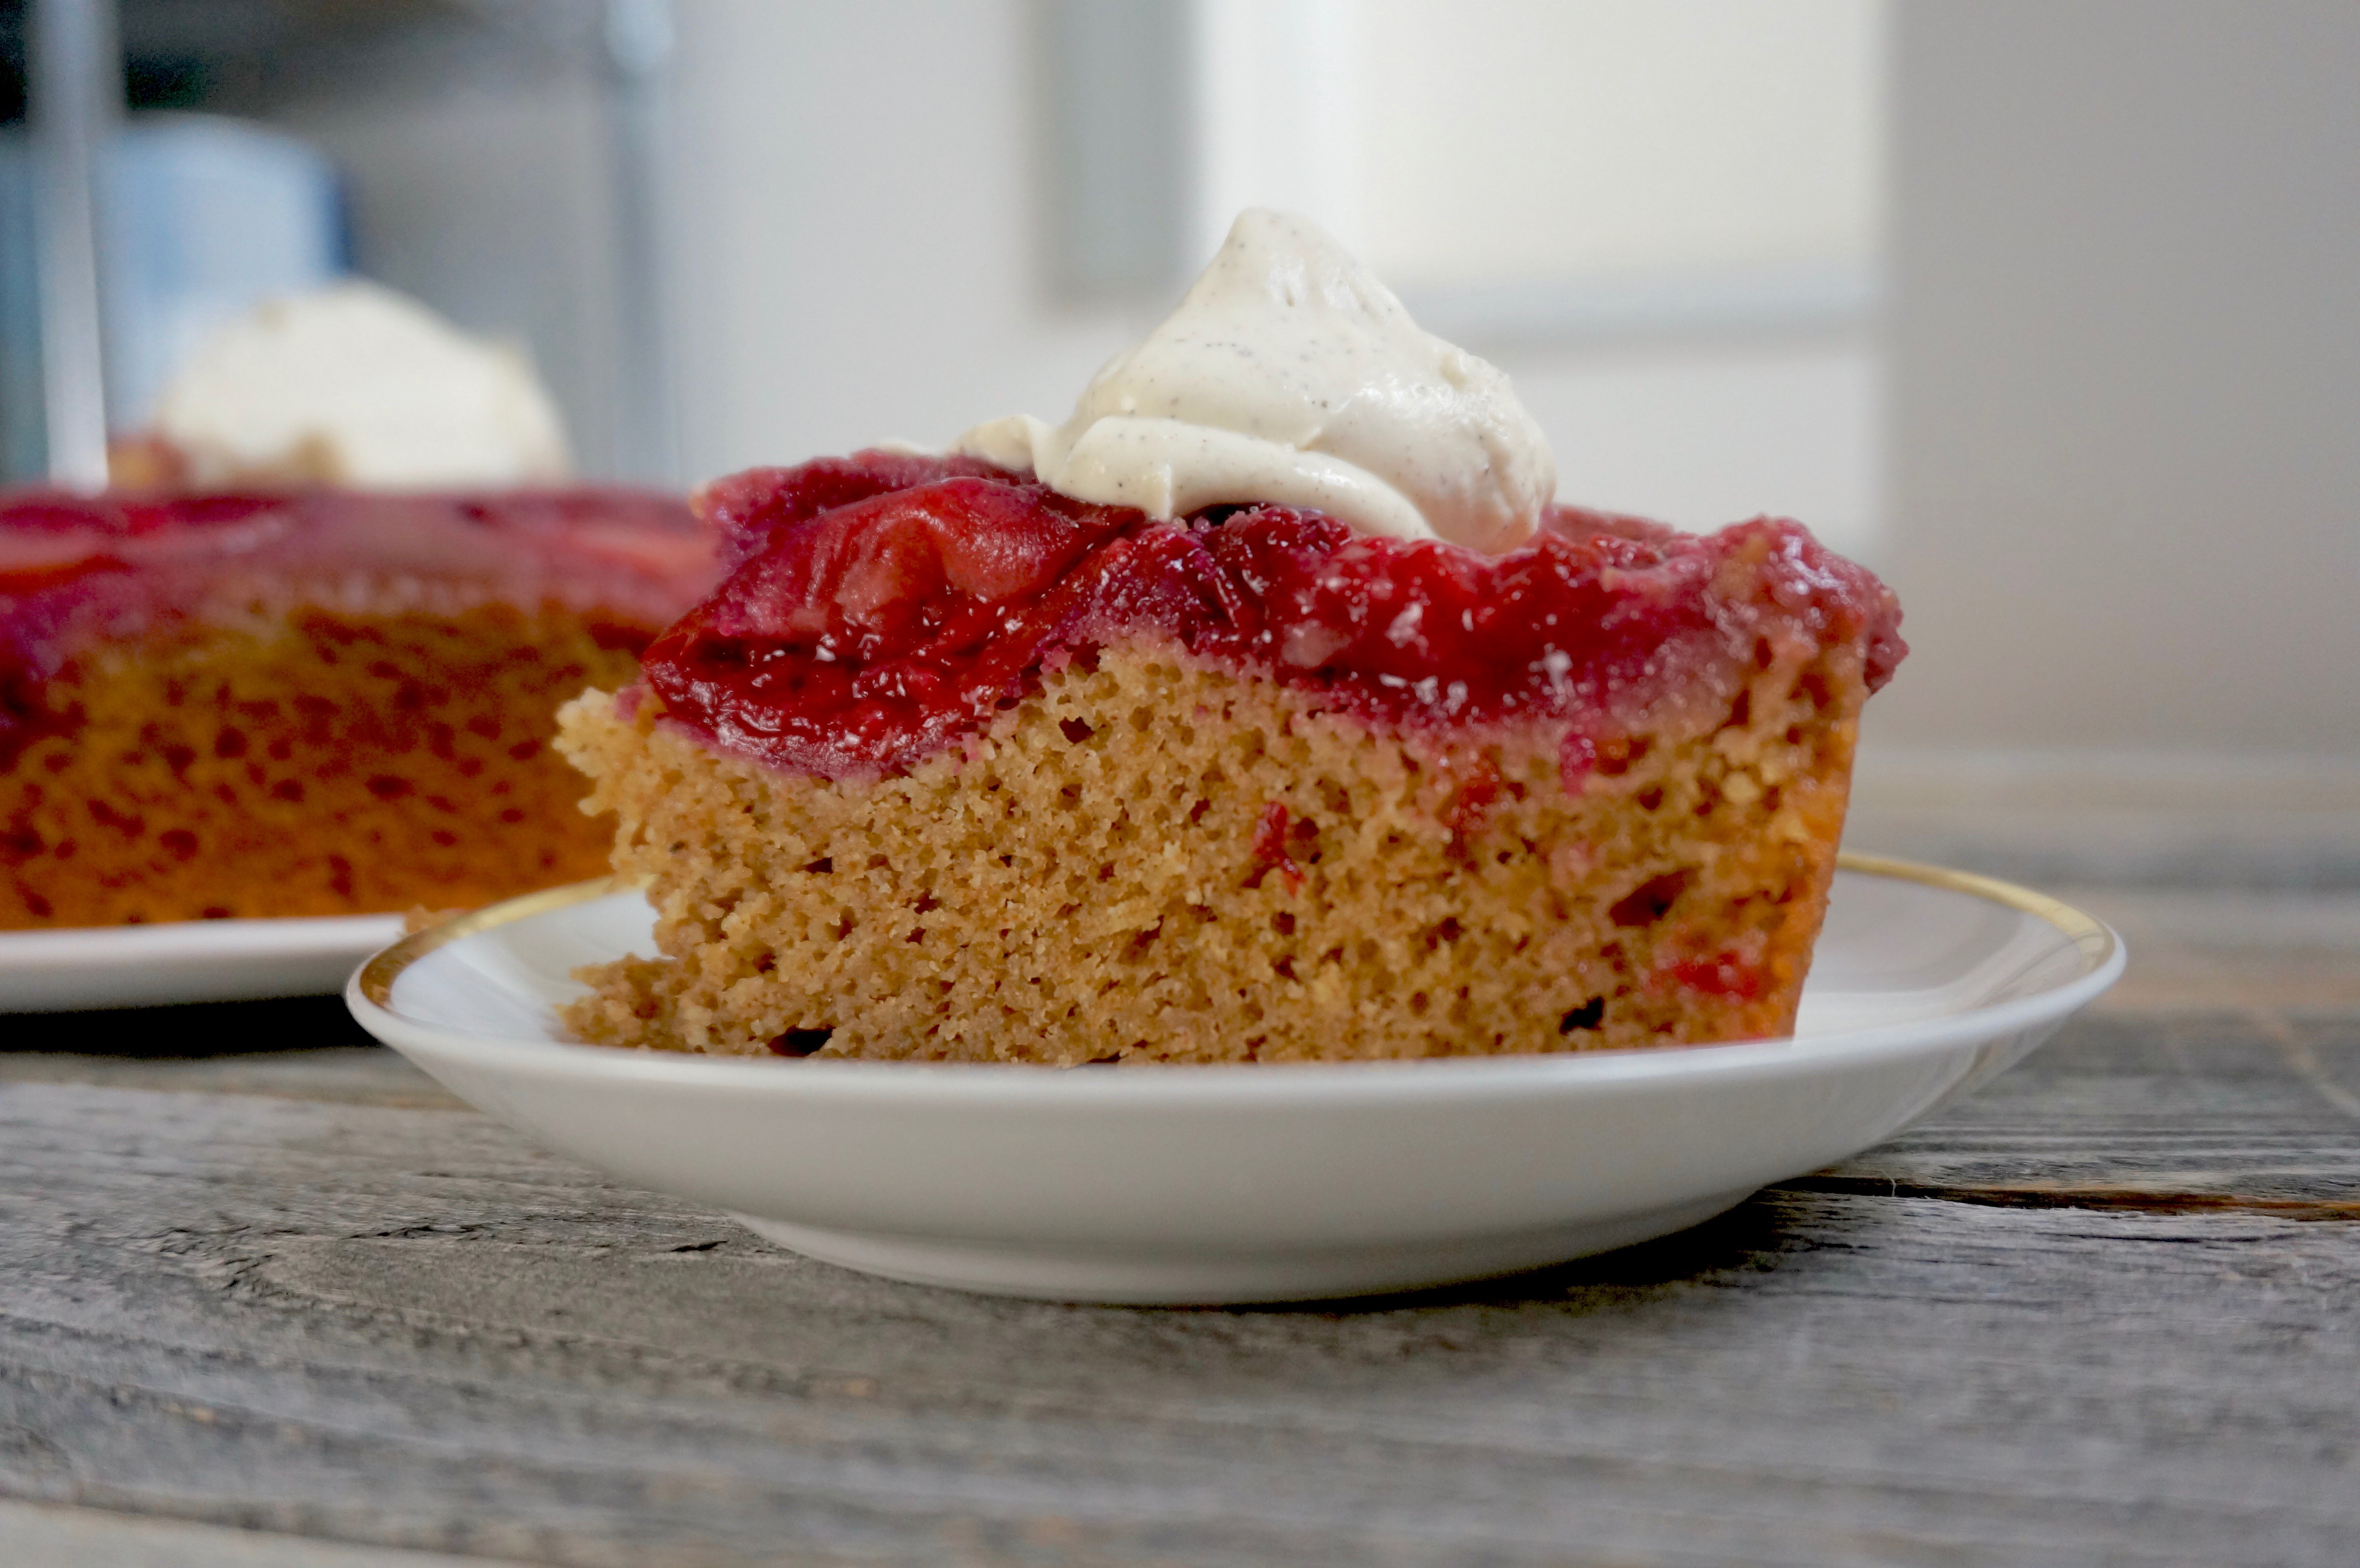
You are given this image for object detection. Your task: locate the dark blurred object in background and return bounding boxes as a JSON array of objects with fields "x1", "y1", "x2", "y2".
[{"x1": 0, "y1": 0, "x2": 675, "y2": 485}]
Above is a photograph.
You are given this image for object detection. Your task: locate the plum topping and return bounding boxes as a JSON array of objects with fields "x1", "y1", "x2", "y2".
[{"x1": 642, "y1": 451, "x2": 1906, "y2": 781}]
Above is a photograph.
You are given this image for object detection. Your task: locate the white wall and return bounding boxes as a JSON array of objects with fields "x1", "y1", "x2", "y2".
[
  {"x1": 1349, "y1": 0, "x2": 1879, "y2": 294},
  {"x1": 658, "y1": 0, "x2": 1880, "y2": 558},
  {"x1": 660, "y1": 0, "x2": 1143, "y2": 484},
  {"x1": 1878, "y1": 0, "x2": 2360, "y2": 759},
  {"x1": 1507, "y1": 341, "x2": 1880, "y2": 555}
]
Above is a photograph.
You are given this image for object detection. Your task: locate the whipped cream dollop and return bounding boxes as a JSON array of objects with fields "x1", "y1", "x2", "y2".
[
  {"x1": 956, "y1": 209, "x2": 1555, "y2": 555},
  {"x1": 153, "y1": 281, "x2": 573, "y2": 488}
]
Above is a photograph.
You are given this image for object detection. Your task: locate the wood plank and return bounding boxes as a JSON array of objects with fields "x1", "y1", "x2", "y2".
[
  {"x1": 0, "y1": 1044, "x2": 462, "y2": 1111},
  {"x1": 2065, "y1": 886, "x2": 2360, "y2": 1011},
  {"x1": 10, "y1": 1004, "x2": 2357, "y2": 1197},
  {"x1": 0, "y1": 1498, "x2": 503, "y2": 1568},
  {"x1": 1844, "y1": 752, "x2": 2360, "y2": 894},
  {"x1": 1812, "y1": 1010, "x2": 2360, "y2": 1213},
  {"x1": 2, "y1": 1009, "x2": 2356, "y2": 1567}
]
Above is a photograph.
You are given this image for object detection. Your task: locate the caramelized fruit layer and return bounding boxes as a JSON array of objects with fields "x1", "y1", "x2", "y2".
[{"x1": 645, "y1": 451, "x2": 1904, "y2": 780}]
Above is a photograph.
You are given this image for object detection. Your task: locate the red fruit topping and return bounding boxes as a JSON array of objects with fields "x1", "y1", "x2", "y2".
[
  {"x1": 640, "y1": 477, "x2": 1147, "y2": 778},
  {"x1": 696, "y1": 450, "x2": 1018, "y2": 570},
  {"x1": 639, "y1": 451, "x2": 1905, "y2": 781}
]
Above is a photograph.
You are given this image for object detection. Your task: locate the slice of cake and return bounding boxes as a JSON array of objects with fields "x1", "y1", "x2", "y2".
[
  {"x1": 1, "y1": 486, "x2": 714, "y2": 928},
  {"x1": 556, "y1": 211, "x2": 1905, "y2": 1064}
]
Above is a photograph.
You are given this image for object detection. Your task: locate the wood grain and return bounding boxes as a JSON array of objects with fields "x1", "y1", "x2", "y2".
[
  {"x1": 3, "y1": 1006, "x2": 2356, "y2": 1567},
  {"x1": 1807, "y1": 1010, "x2": 2360, "y2": 1214},
  {"x1": 0, "y1": 1497, "x2": 492, "y2": 1568}
]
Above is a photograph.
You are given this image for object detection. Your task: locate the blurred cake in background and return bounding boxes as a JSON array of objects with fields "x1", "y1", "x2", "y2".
[{"x1": 2, "y1": 284, "x2": 715, "y2": 931}]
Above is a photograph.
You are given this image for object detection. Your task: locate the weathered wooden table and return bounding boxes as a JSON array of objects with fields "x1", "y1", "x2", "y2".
[{"x1": 5, "y1": 871, "x2": 2357, "y2": 1567}]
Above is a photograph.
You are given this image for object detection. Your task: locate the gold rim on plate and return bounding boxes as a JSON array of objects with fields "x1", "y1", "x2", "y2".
[
  {"x1": 355, "y1": 872, "x2": 639, "y2": 1007},
  {"x1": 1831, "y1": 851, "x2": 2116, "y2": 966},
  {"x1": 356, "y1": 854, "x2": 2118, "y2": 1014}
]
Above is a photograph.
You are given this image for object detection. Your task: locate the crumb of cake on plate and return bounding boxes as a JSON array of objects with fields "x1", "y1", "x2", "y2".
[{"x1": 556, "y1": 211, "x2": 1905, "y2": 1064}]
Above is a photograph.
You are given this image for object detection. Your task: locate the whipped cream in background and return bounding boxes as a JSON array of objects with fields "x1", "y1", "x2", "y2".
[
  {"x1": 957, "y1": 209, "x2": 1556, "y2": 555},
  {"x1": 152, "y1": 281, "x2": 573, "y2": 488}
]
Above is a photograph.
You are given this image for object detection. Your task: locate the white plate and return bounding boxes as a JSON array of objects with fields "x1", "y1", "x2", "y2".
[
  {"x1": 2, "y1": 913, "x2": 406, "y2": 1013},
  {"x1": 347, "y1": 855, "x2": 2123, "y2": 1304}
]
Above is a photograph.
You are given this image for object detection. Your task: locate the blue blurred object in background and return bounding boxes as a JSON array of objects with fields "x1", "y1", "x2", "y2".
[
  {"x1": 0, "y1": 112, "x2": 344, "y2": 479},
  {"x1": 0, "y1": 130, "x2": 38, "y2": 481},
  {"x1": 98, "y1": 115, "x2": 344, "y2": 429}
]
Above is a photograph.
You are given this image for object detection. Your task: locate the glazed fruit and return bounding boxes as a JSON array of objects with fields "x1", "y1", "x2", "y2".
[{"x1": 643, "y1": 451, "x2": 1902, "y2": 783}]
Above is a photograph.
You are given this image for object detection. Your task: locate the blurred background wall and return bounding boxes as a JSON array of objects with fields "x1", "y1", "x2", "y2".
[
  {"x1": 658, "y1": 0, "x2": 1882, "y2": 559},
  {"x1": 4, "y1": 0, "x2": 2356, "y2": 802},
  {"x1": 1880, "y1": 0, "x2": 2360, "y2": 760}
]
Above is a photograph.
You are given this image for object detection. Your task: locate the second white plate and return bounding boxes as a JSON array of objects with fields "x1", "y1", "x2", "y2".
[
  {"x1": 1, "y1": 913, "x2": 406, "y2": 1013},
  {"x1": 347, "y1": 855, "x2": 2122, "y2": 1304}
]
